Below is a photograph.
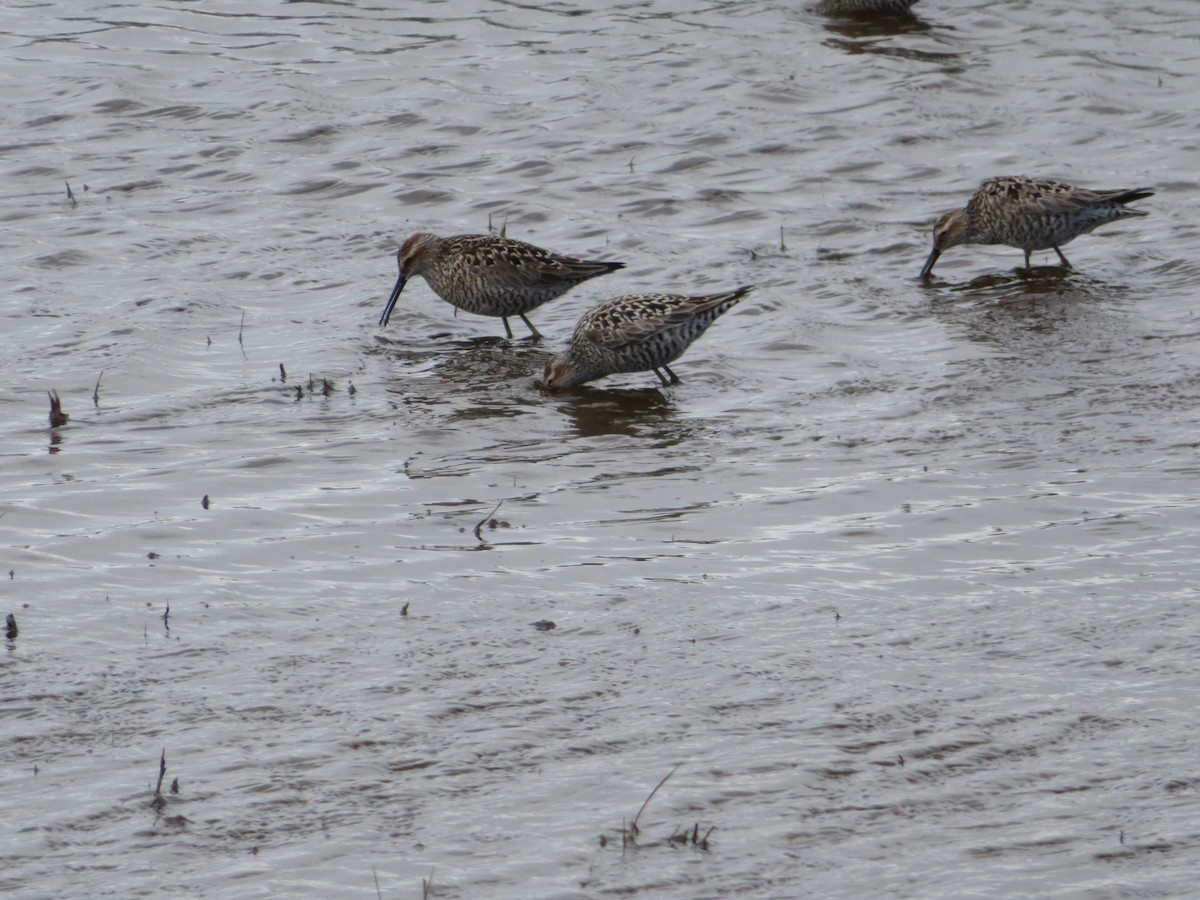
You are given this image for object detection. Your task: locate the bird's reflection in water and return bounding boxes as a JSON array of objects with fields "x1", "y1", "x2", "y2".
[
  {"x1": 928, "y1": 269, "x2": 1133, "y2": 353},
  {"x1": 817, "y1": 3, "x2": 956, "y2": 65},
  {"x1": 543, "y1": 383, "x2": 699, "y2": 444}
]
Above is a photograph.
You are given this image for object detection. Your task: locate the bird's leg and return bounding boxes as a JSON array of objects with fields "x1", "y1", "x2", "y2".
[
  {"x1": 652, "y1": 368, "x2": 671, "y2": 386},
  {"x1": 662, "y1": 365, "x2": 680, "y2": 385},
  {"x1": 1053, "y1": 246, "x2": 1072, "y2": 268},
  {"x1": 518, "y1": 314, "x2": 542, "y2": 341},
  {"x1": 1023, "y1": 249, "x2": 1032, "y2": 269},
  {"x1": 501, "y1": 317, "x2": 515, "y2": 339}
]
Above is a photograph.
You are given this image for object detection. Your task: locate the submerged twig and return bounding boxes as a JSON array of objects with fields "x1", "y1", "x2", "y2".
[
  {"x1": 473, "y1": 499, "x2": 504, "y2": 542},
  {"x1": 669, "y1": 822, "x2": 716, "y2": 850},
  {"x1": 93, "y1": 370, "x2": 104, "y2": 406},
  {"x1": 238, "y1": 310, "x2": 246, "y2": 348}
]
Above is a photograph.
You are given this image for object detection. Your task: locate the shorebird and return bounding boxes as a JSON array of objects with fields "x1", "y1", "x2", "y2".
[
  {"x1": 815, "y1": 0, "x2": 919, "y2": 14},
  {"x1": 542, "y1": 286, "x2": 753, "y2": 390},
  {"x1": 379, "y1": 233, "x2": 624, "y2": 339},
  {"x1": 920, "y1": 176, "x2": 1154, "y2": 280}
]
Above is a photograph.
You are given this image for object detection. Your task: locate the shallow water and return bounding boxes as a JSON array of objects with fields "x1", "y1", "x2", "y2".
[{"x1": 3, "y1": 1, "x2": 1200, "y2": 897}]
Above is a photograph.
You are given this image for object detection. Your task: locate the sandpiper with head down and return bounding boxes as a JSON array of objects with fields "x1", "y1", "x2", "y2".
[
  {"x1": 542, "y1": 286, "x2": 754, "y2": 390},
  {"x1": 920, "y1": 176, "x2": 1154, "y2": 280},
  {"x1": 379, "y1": 232, "x2": 624, "y2": 339}
]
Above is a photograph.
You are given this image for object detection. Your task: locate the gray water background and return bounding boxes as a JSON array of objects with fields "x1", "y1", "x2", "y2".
[{"x1": 3, "y1": 1, "x2": 1200, "y2": 897}]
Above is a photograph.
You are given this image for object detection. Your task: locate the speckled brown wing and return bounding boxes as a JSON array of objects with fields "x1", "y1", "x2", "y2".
[
  {"x1": 576, "y1": 292, "x2": 743, "y2": 350},
  {"x1": 971, "y1": 177, "x2": 1153, "y2": 218},
  {"x1": 573, "y1": 294, "x2": 684, "y2": 349},
  {"x1": 447, "y1": 235, "x2": 621, "y2": 291},
  {"x1": 532, "y1": 255, "x2": 626, "y2": 286}
]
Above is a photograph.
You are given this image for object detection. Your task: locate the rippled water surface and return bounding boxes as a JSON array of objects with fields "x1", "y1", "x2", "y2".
[{"x1": 4, "y1": 1, "x2": 1200, "y2": 897}]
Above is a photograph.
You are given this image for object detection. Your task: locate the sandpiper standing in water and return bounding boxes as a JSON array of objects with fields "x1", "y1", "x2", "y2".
[
  {"x1": 920, "y1": 176, "x2": 1154, "y2": 280},
  {"x1": 542, "y1": 286, "x2": 754, "y2": 390},
  {"x1": 379, "y1": 233, "x2": 624, "y2": 339}
]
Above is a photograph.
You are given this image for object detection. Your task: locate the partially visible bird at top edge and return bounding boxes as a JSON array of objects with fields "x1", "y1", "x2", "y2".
[{"x1": 814, "y1": 0, "x2": 920, "y2": 16}]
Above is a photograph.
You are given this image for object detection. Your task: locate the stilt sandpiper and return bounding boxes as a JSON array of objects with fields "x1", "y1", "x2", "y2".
[
  {"x1": 542, "y1": 286, "x2": 754, "y2": 390},
  {"x1": 379, "y1": 233, "x2": 624, "y2": 339},
  {"x1": 920, "y1": 176, "x2": 1154, "y2": 280}
]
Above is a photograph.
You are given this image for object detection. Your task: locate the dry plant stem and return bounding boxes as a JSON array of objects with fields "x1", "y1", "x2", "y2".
[
  {"x1": 473, "y1": 500, "x2": 504, "y2": 541},
  {"x1": 154, "y1": 749, "x2": 167, "y2": 799},
  {"x1": 630, "y1": 764, "x2": 680, "y2": 835}
]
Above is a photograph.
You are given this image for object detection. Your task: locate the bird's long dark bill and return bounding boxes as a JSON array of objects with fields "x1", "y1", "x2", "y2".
[
  {"x1": 919, "y1": 247, "x2": 941, "y2": 281},
  {"x1": 379, "y1": 274, "x2": 406, "y2": 327}
]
